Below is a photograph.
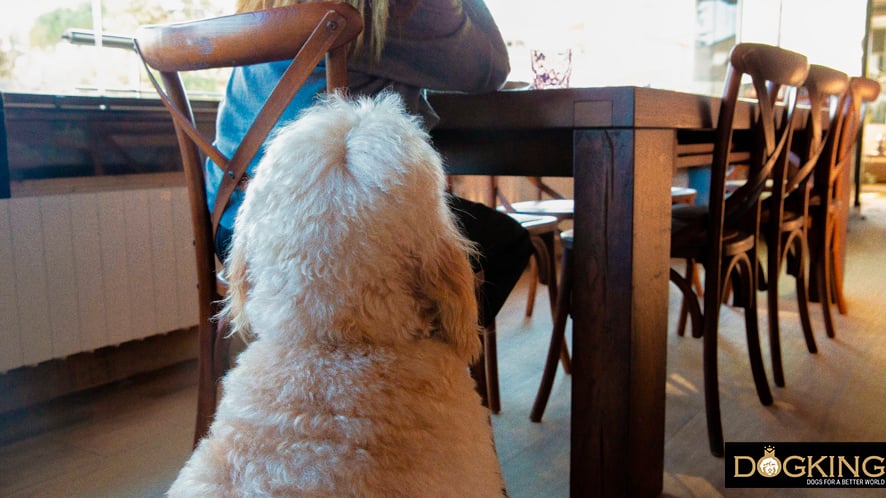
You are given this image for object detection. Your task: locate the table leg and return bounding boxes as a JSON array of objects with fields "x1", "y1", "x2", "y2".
[{"x1": 570, "y1": 128, "x2": 671, "y2": 497}]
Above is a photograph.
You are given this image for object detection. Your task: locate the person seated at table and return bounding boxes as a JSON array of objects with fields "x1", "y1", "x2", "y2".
[{"x1": 207, "y1": 0, "x2": 532, "y2": 329}]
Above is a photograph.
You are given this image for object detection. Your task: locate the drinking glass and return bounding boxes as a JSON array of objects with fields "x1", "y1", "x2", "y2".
[{"x1": 530, "y1": 48, "x2": 573, "y2": 89}]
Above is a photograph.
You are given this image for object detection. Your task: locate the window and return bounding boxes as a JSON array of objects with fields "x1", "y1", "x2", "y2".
[
  {"x1": 1, "y1": 1, "x2": 237, "y2": 187},
  {"x1": 1, "y1": 0, "x2": 235, "y2": 97},
  {"x1": 1, "y1": 0, "x2": 870, "y2": 98},
  {"x1": 486, "y1": 0, "x2": 867, "y2": 96}
]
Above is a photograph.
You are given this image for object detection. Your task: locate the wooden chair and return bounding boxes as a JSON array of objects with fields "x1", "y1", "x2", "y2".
[
  {"x1": 494, "y1": 178, "x2": 700, "y2": 320},
  {"x1": 490, "y1": 176, "x2": 572, "y2": 318},
  {"x1": 534, "y1": 187, "x2": 701, "y2": 422},
  {"x1": 671, "y1": 185, "x2": 704, "y2": 336},
  {"x1": 474, "y1": 212, "x2": 568, "y2": 415},
  {"x1": 670, "y1": 186, "x2": 698, "y2": 206},
  {"x1": 493, "y1": 176, "x2": 574, "y2": 223},
  {"x1": 808, "y1": 76, "x2": 881, "y2": 337},
  {"x1": 761, "y1": 64, "x2": 848, "y2": 387},
  {"x1": 529, "y1": 228, "x2": 574, "y2": 422},
  {"x1": 444, "y1": 177, "x2": 568, "y2": 414},
  {"x1": 133, "y1": 3, "x2": 363, "y2": 445},
  {"x1": 668, "y1": 43, "x2": 808, "y2": 456}
]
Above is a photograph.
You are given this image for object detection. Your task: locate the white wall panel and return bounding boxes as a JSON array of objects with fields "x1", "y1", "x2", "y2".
[
  {"x1": 39, "y1": 195, "x2": 81, "y2": 359},
  {"x1": 0, "y1": 200, "x2": 22, "y2": 372},
  {"x1": 70, "y1": 193, "x2": 109, "y2": 352},
  {"x1": 0, "y1": 185, "x2": 205, "y2": 370},
  {"x1": 173, "y1": 188, "x2": 199, "y2": 329},
  {"x1": 97, "y1": 191, "x2": 132, "y2": 347},
  {"x1": 8, "y1": 197, "x2": 52, "y2": 366},
  {"x1": 122, "y1": 190, "x2": 157, "y2": 341},
  {"x1": 148, "y1": 188, "x2": 181, "y2": 335}
]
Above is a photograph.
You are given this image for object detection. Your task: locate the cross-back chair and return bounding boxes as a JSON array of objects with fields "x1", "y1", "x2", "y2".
[
  {"x1": 133, "y1": 3, "x2": 363, "y2": 445},
  {"x1": 761, "y1": 64, "x2": 848, "y2": 388},
  {"x1": 808, "y1": 76, "x2": 881, "y2": 338},
  {"x1": 489, "y1": 176, "x2": 571, "y2": 318},
  {"x1": 669, "y1": 43, "x2": 808, "y2": 456}
]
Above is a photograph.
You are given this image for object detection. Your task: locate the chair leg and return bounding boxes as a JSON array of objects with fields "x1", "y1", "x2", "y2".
[
  {"x1": 541, "y1": 232, "x2": 569, "y2": 373},
  {"x1": 470, "y1": 346, "x2": 489, "y2": 408},
  {"x1": 831, "y1": 241, "x2": 848, "y2": 315},
  {"x1": 531, "y1": 231, "x2": 570, "y2": 373},
  {"x1": 670, "y1": 264, "x2": 703, "y2": 339},
  {"x1": 693, "y1": 261, "x2": 704, "y2": 296},
  {"x1": 470, "y1": 332, "x2": 500, "y2": 413},
  {"x1": 702, "y1": 265, "x2": 725, "y2": 457},
  {"x1": 766, "y1": 294, "x2": 784, "y2": 387},
  {"x1": 527, "y1": 232, "x2": 558, "y2": 319},
  {"x1": 524, "y1": 256, "x2": 539, "y2": 318},
  {"x1": 530, "y1": 245, "x2": 573, "y2": 423},
  {"x1": 194, "y1": 316, "x2": 224, "y2": 447},
  {"x1": 484, "y1": 322, "x2": 501, "y2": 414},
  {"x1": 676, "y1": 258, "x2": 695, "y2": 337},
  {"x1": 702, "y1": 253, "x2": 773, "y2": 458},
  {"x1": 559, "y1": 340, "x2": 572, "y2": 375},
  {"x1": 808, "y1": 215, "x2": 837, "y2": 338},
  {"x1": 739, "y1": 255, "x2": 773, "y2": 408},
  {"x1": 815, "y1": 245, "x2": 837, "y2": 339},
  {"x1": 821, "y1": 224, "x2": 839, "y2": 338},
  {"x1": 766, "y1": 236, "x2": 785, "y2": 388},
  {"x1": 790, "y1": 237, "x2": 817, "y2": 355}
]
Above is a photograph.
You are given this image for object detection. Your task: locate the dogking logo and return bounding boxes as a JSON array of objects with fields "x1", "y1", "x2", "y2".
[
  {"x1": 756, "y1": 446, "x2": 781, "y2": 478},
  {"x1": 726, "y1": 442, "x2": 886, "y2": 488}
]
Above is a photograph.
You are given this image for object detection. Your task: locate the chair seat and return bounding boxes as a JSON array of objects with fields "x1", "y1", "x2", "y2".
[
  {"x1": 768, "y1": 209, "x2": 804, "y2": 232},
  {"x1": 670, "y1": 204, "x2": 755, "y2": 258},
  {"x1": 780, "y1": 211, "x2": 804, "y2": 232},
  {"x1": 758, "y1": 198, "x2": 805, "y2": 230},
  {"x1": 671, "y1": 186, "x2": 697, "y2": 205},
  {"x1": 506, "y1": 212, "x2": 560, "y2": 234},
  {"x1": 808, "y1": 194, "x2": 842, "y2": 215},
  {"x1": 500, "y1": 199, "x2": 574, "y2": 219},
  {"x1": 560, "y1": 228, "x2": 573, "y2": 248}
]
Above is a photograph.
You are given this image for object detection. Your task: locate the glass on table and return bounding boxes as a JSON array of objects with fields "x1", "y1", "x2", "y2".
[{"x1": 530, "y1": 48, "x2": 573, "y2": 89}]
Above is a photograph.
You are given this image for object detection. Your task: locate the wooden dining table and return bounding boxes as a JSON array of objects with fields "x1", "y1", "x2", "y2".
[{"x1": 428, "y1": 86, "x2": 757, "y2": 498}]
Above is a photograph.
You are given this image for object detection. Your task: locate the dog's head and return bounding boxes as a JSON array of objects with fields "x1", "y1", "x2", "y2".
[{"x1": 223, "y1": 92, "x2": 480, "y2": 363}]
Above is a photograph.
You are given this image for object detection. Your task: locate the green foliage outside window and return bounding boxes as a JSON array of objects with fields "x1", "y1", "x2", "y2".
[{"x1": 1, "y1": 0, "x2": 233, "y2": 97}]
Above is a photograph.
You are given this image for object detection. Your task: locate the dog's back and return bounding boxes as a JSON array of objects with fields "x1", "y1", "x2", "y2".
[
  {"x1": 170, "y1": 338, "x2": 504, "y2": 497},
  {"x1": 169, "y1": 94, "x2": 504, "y2": 496}
]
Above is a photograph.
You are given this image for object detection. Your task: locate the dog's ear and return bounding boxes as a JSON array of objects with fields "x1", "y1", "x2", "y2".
[
  {"x1": 220, "y1": 244, "x2": 252, "y2": 340},
  {"x1": 427, "y1": 233, "x2": 482, "y2": 364}
]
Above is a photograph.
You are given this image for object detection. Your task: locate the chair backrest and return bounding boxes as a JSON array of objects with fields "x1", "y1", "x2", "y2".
[
  {"x1": 815, "y1": 76, "x2": 881, "y2": 207},
  {"x1": 134, "y1": 3, "x2": 362, "y2": 443},
  {"x1": 710, "y1": 43, "x2": 808, "y2": 238},
  {"x1": 526, "y1": 177, "x2": 568, "y2": 200},
  {"x1": 785, "y1": 65, "x2": 849, "y2": 197},
  {"x1": 488, "y1": 176, "x2": 568, "y2": 212},
  {"x1": 134, "y1": 2, "x2": 362, "y2": 293}
]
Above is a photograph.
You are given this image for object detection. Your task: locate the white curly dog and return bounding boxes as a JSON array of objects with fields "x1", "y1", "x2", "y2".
[{"x1": 168, "y1": 93, "x2": 505, "y2": 497}]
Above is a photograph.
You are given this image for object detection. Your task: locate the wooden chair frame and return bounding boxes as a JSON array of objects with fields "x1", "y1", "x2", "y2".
[
  {"x1": 808, "y1": 76, "x2": 881, "y2": 337},
  {"x1": 762, "y1": 64, "x2": 848, "y2": 387},
  {"x1": 669, "y1": 43, "x2": 808, "y2": 456},
  {"x1": 134, "y1": 3, "x2": 362, "y2": 444}
]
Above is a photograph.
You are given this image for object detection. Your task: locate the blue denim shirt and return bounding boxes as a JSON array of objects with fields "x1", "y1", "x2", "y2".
[{"x1": 206, "y1": 0, "x2": 510, "y2": 235}]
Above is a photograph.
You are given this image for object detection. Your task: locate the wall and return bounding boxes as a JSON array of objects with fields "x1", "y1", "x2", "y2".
[{"x1": 0, "y1": 180, "x2": 198, "y2": 372}]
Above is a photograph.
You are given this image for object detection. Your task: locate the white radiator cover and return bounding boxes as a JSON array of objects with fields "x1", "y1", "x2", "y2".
[{"x1": 0, "y1": 186, "x2": 199, "y2": 372}]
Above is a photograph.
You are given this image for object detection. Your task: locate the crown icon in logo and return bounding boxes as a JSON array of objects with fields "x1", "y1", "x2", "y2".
[{"x1": 757, "y1": 445, "x2": 781, "y2": 478}]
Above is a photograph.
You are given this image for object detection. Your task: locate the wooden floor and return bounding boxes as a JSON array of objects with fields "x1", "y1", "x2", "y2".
[{"x1": 2, "y1": 187, "x2": 886, "y2": 497}]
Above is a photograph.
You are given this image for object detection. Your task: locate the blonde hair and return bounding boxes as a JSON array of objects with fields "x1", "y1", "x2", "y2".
[{"x1": 235, "y1": 0, "x2": 390, "y2": 60}]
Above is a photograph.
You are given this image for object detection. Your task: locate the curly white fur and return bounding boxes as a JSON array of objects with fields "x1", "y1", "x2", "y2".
[{"x1": 168, "y1": 93, "x2": 505, "y2": 497}]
